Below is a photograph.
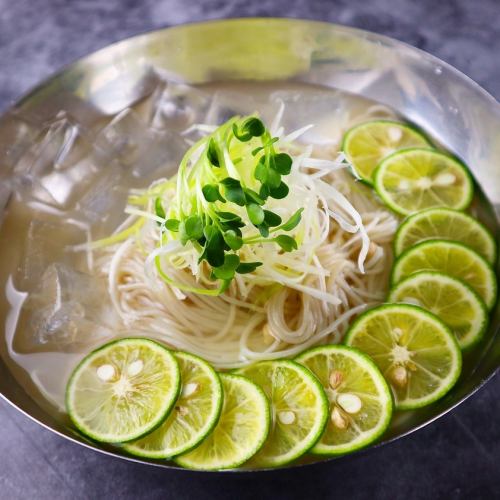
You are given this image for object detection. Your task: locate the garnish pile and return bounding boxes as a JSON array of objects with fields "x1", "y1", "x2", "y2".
[{"x1": 134, "y1": 116, "x2": 304, "y2": 294}]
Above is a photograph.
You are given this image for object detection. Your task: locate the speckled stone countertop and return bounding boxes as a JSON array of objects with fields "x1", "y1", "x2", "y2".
[{"x1": 0, "y1": 1, "x2": 499, "y2": 499}]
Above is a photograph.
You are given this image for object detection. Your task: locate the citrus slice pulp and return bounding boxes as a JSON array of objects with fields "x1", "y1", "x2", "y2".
[
  {"x1": 296, "y1": 345, "x2": 392, "y2": 455},
  {"x1": 237, "y1": 360, "x2": 328, "y2": 467},
  {"x1": 66, "y1": 338, "x2": 180, "y2": 443},
  {"x1": 342, "y1": 120, "x2": 430, "y2": 184},
  {"x1": 394, "y1": 207, "x2": 496, "y2": 263},
  {"x1": 175, "y1": 373, "x2": 270, "y2": 470},
  {"x1": 345, "y1": 304, "x2": 462, "y2": 410},
  {"x1": 391, "y1": 239, "x2": 497, "y2": 309},
  {"x1": 374, "y1": 149, "x2": 473, "y2": 215},
  {"x1": 124, "y1": 351, "x2": 223, "y2": 458}
]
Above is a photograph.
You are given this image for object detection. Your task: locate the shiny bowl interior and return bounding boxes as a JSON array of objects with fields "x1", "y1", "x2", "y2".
[{"x1": 0, "y1": 18, "x2": 499, "y2": 471}]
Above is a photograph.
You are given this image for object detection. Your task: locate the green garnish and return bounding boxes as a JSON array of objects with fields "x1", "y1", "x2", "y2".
[
  {"x1": 179, "y1": 216, "x2": 204, "y2": 245},
  {"x1": 232, "y1": 117, "x2": 266, "y2": 142},
  {"x1": 148, "y1": 116, "x2": 303, "y2": 293},
  {"x1": 155, "y1": 198, "x2": 166, "y2": 220},
  {"x1": 275, "y1": 235, "x2": 298, "y2": 252},
  {"x1": 165, "y1": 219, "x2": 180, "y2": 232},
  {"x1": 279, "y1": 208, "x2": 303, "y2": 231},
  {"x1": 220, "y1": 177, "x2": 246, "y2": 206},
  {"x1": 202, "y1": 184, "x2": 225, "y2": 203},
  {"x1": 263, "y1": 210, "x2": 282, "y2": 227},
  {"x1": 207, "y1": 138, "x2": 221, "y2": 167}
]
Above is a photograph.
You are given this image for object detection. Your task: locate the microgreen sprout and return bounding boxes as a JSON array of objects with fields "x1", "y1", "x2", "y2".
[{"x1": 152, "y1": 115, "x2": 303, "y2": 293}]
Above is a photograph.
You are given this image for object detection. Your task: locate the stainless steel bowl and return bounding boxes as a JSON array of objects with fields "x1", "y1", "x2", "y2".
[{"x1": 1, "y1": 18, "x2": 499, "y2": 472}]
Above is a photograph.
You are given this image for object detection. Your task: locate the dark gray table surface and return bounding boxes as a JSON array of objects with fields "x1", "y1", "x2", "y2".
[{"x1": 1, "y1": 1, "x2": 499, "y2": 499}]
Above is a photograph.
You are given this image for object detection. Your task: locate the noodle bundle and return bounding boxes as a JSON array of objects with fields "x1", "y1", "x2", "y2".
[{"x1": 92, "y1": 102, "x2": 398, "y2": 368}]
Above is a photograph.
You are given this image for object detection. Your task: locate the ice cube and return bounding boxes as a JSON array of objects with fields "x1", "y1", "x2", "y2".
[
  {"x1": 9, "y1": 174, "x2": 73, "y2": 212},
  {"x1": 17, "y1": 218, "x2": 88, "y2": 291},
  {"x1": 147, "y1": 81, "x2": 212, "y2": 132},
  {"x1": 24, "y1": 90, "x2": 106, "y2": 129},
  {"x1": 21, "y1": 263, "x2": 113, "y2": 348},
  {"x1": 87, "y1": 64, "x2": 162, "y2": 115},
  {"x1": 269, "y1": 88, "x2": 362, "y2": 145},
  {"x1": 28, "y1": 300, "x2": 83, "y2": 346},
  {"x1": 131, "y1": 128, "x2": 186, "y2": 180},
  {"x1": 74, "y1": 163, "x2": 129, "y2": 235},
  {"x1": 2, "y1": 111, "x2": 112, "y2": 209},
  {"x1": 93, "y1": 108, "x2": 186, "y2": 181},
  {"x1": 204, "y1": 90, "x2": 262, "y2": 126},
  {"x1": 13, "y1": 112, "x2": 94, "y2": 178},
  {"x1": 8, "y1": 112, "x2": 107, "y2": 210},
  {"x1": 37, "y1": 156, "x2": 102, "y2": 209},
  {"x1": 93, "y1": 109, "x2": 146, "y2": 166}
]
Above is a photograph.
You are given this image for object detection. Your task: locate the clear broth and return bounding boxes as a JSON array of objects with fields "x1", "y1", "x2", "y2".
[{"x1": 0, "y1": 80, "x2": 497, "y2": 438}]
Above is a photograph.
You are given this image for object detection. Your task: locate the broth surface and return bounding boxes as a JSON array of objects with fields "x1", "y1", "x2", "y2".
[{"x1": 0, "y1": 80, "x2": 496, "y2": 426}]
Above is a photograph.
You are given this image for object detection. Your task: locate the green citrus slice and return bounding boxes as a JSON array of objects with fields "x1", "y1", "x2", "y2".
[
  {"x1": 388, "y1": 272, "x2": 488, "y2": 350},
  {"x1": 342, "y1": 120, "x2": 430, "y2": 183},
  {"x1": 394, "y1": 207, "x2": 496, "y2": 263},
  {"x1": 237, "y1": 360, "x2": 328, "y2": 467},
  {"x1": 391, "y1": 239, "x2": 497, "y2": 309},
  {"x1": 374, "y1": 148, "x2": 473, "y2": 215},
  {"x1": 66, "y1": 338, "x2": 180, "y2": 443},
  {"x1": 175, "y1": 373, "x2": 270, "y2": 470},
  {"x1": 124, "y1": 352, "x2": 223, "y2": 458},
  {"x1": 295, "y1": 345, "x2": 392, "y2": 455},
  {"x1": 345, "y1": 304, "x2": 462, "y2": 410}
]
